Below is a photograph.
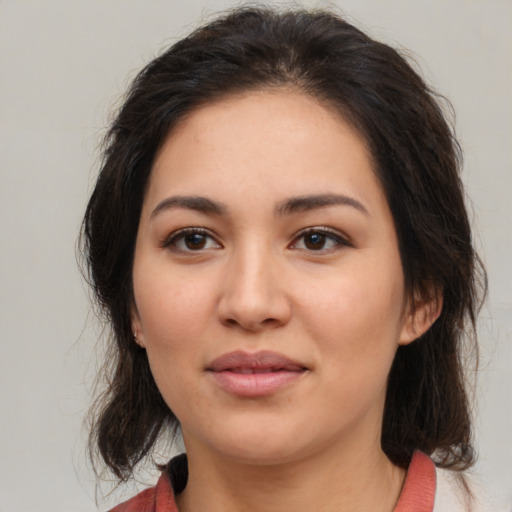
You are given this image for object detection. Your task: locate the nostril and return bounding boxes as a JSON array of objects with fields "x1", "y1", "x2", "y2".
[
  {"x1": 218, "y1": 287, "x2": 292, "y2": 331},
  {"x1": 223, "y1": 316, "x2": 281, "y2": 331}
]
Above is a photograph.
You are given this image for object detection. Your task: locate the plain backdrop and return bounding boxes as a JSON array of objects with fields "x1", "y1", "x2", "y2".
[{"x1": 0, "y1": 0, "x2": 510, "y2": 510}]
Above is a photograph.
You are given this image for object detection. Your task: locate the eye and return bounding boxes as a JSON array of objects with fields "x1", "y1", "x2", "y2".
[
  {"x1": 163, "y1": 228, "x2": 221, "y2": 252},
  {"x1": 291, "y1": 228, "x2": 351, "y2": 252}
]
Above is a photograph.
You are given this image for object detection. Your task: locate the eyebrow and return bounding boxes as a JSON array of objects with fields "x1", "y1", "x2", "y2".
[
  {"x1": 151, "y1": 195, "x2": 227, "y2": 218},
  {"x1": 275, "y1": 194, "x2": 369, "y2": 216},
  {"x1": 150, "y1": 193, "x2": 369, "y2": 219}
]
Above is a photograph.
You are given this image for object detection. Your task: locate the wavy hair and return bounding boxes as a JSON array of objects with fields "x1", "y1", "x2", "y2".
[{"x1": 81, "y1": 6, "x2": 486, "y2": 481}]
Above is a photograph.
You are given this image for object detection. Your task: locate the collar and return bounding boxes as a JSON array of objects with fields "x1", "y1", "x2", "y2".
[
  {"x1": 393, "y1": 450, "x2": 436, "y2": 511},
  {"x1": 153, "y1": 450, "x2": 436, "y2": 512}
]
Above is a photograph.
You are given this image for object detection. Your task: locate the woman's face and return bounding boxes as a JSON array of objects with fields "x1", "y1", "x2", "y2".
[{"x1": 132, "y1": 90, "x2": 423, "y2": 465}]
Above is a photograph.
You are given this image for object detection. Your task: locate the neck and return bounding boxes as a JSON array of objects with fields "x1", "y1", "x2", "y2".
[{"x1": 176, "y1": 438, "x2": 406, "y2": 512}]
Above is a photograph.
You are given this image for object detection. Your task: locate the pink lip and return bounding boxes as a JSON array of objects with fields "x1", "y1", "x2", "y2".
[{"x1": 206, "y1": 351, "x2": 307, "y2": 397}]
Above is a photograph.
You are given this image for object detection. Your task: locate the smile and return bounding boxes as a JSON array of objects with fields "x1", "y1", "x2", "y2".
[
  {"x1": 206, "y1": 350, "x2": 308, "y2": 397},
  {"x1": 229, "y1": 368, "x2": 292, "y2": 374}
]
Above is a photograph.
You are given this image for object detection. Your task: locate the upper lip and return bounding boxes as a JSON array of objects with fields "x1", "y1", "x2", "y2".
[{"x1": 207, "y1": 350, "x2": 307, "y2": 373}]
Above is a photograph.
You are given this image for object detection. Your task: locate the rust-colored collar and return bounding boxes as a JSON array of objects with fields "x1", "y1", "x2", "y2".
[{"x1": 394, "y1": 451, "x2": 436, "y2": 512}]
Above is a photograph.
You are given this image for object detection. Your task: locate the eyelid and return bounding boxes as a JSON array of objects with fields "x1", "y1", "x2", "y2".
[
  {"x1": 160, "y1": 225, "x2": 351, "y2": 253},
  {"x1": 290, "y1": 226, "x2": 353, "y2": 250},
  {"x1": 160, "y1": 227, "x2": 222, "y2": 251}
]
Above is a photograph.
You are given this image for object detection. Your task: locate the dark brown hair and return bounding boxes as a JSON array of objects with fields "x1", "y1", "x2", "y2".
[{"x1": 81, "y1": 6, "x2": 486, "y2": 481}]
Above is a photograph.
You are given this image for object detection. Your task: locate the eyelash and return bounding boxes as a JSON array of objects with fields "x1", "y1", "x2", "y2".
[
  {"x1": 161, "y1": 228, "x2": 221, "y2": 252},
  {"x1": 290, "y1": 227, "x2": 352, "y2": 252},
  {"x1": 161, "y1": 227, "x2": 352, "y2": 253}
]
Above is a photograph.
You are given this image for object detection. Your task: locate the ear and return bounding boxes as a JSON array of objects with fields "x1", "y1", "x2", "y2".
[
  {"x1": 399, "y1": 287, "x2": 443, "y2": 346},
  {"x1": 131, "y1": 305, "x2": 145, "y2": 348}
]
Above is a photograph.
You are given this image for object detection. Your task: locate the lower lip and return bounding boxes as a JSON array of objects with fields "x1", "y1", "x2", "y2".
[{"x1": 209, "y1": 370, "x2": 305, "y2": 397}]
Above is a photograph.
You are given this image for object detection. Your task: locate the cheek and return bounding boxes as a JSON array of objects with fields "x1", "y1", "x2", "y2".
[
  {"x1": 138, "y1": 285, "x2": 207, "y2": 414},
  {"x1": 303, "y1": 270, "x2": 403, "y2": 330},
  {"x1": 298, "y1": 276, "x2": 403, "y2": 425},
  {"x1": 298, "y1": 266, "x2": 405, "y2": 369},
  {"x1": 134, "y1": 266, "x2": 214, "y2": 346},
  {"x1": 132, "y1": 271, "x2": 214, "y2": 407}
]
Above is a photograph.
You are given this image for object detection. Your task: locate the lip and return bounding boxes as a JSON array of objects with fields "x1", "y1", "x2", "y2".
[{"x1": 206, "y1": 350, "x2": 308, "y2": 397}]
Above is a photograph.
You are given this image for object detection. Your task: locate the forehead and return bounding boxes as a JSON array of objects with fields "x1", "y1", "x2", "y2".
[{"x1": 145, "y1": 90, "x2": 386, "y2": 217}]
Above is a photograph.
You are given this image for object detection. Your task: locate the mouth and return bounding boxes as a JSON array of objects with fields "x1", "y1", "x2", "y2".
[{"x1": 206, "y1": 350, "x2": 308, "y2": 397}]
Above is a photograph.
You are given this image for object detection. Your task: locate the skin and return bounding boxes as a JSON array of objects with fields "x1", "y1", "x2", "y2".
[{"x1": 131, "y1": 90, "x2": 439, "y2": 512}]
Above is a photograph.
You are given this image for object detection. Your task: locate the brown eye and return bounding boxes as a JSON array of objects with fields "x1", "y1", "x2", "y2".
[
  {"x1": 291, "y1": 228, "x2": 351, "y2": 252},
  {"x1": 184, "y1": 233, "x2": 208, "y2": 250},
  {"x1": 164, "y1": 228, "x2": 221, "y2": 252},
  {"x1": 304, "y1": 232, "x2": 328, "y2": 250}
]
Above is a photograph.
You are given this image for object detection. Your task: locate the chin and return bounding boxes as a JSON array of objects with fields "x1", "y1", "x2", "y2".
[
  {"x1": 185, "y1": 414, "x2": 314, "y2": 466},
  {"x1": 216, "y1": 439, "x2": 306, "y2": 466}
]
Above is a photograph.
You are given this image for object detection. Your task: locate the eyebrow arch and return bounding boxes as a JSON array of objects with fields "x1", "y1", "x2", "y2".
[
  {"x1": 276, "y1": 194, "x2": 369, "y2": 216},
  {"x1": 151, "y1": 195, "x2": 227, "y2": 218}
]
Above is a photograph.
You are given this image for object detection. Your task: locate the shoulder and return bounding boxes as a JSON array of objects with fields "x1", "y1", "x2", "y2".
[
  {"x1": 109, "y1": 486, "x2": 157, "y2": 512},
  {"x1": 108, "y1": 472, "x2": 177, "y2": 512},
  {"x1": 396, "y1": 451, "x2": 507, "y2": 512}
]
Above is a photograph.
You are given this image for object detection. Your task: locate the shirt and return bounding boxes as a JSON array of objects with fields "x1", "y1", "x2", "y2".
[{"x1": 110, "y1": 450, "x2": 491, "y2": 512}]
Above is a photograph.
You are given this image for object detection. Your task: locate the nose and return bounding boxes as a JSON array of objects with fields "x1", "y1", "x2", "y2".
[{"x1": 217, "y1": 244, "x2": 292, "y2": 332}]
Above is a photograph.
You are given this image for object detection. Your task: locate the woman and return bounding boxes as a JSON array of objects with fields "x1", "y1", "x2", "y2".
[{"x1": 82, "y1": 6, "x2": 489, "y2": 511}]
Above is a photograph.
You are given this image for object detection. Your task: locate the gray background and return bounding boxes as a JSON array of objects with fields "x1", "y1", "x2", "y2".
[{"x1": 0, "y1": 0, "x2": 510, "y2": 510}]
